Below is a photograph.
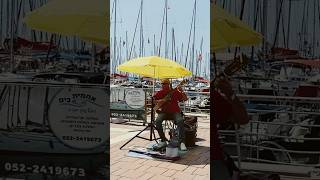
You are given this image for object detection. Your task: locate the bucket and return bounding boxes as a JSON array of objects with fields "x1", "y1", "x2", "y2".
[{"x1": 166, "y1": 147, "x2": 179, "y2": 158}]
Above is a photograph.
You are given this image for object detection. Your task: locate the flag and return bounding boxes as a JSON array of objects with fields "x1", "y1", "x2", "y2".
[{"x1": 198, "y1": 53, "x2": 202, "y2": 61}]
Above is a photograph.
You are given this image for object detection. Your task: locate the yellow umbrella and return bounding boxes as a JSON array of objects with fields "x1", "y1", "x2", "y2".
[
  {"x1": 211, "y1": 4, "x2": 263, "y2": 51},
  {"x1": 117, "y1": 56, "x2": 192, "y2": 79},
  {"x1": 24, "y1": 0, "x2": 109, "y2": 45}
]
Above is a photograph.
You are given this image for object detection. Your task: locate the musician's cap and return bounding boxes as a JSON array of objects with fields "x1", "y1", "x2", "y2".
[{"x1": 161, "y1": 79, "x2": 170, "y2": 84}]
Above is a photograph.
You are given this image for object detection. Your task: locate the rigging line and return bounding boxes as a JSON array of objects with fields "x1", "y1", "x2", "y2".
[
  {"x1": 281, "y1": 1, "x2": 286, "y2": 48},
  {"x1": 0, "y1": 0, "x2": 3, "y2": 44},
  {"x1": 234, "y1": 0, "x2": 246, "y2": 58},
  {"x1": 199, "y1": 37, "x2": 203, "y2": 77},
  {"x1": 184, "y1": 3, "x2": 195, "y2": 68},
  {"x1": 15, "y1": 0, "x2": 23, "y2": 35},
  {"x1": 129, "y1": 3, "x2": 142, "y2": 59},
  {"x1": 158, "y1": 2, "x2": 166, "y2": 56},
  {"x1": 180, "y1": 42, "x2": 183, "y2": 65},
  {"x1": 10, "y1": 0, "x2": 15, "y2": 73},
  {"x1": 272, "y1": 0, "x2": 284, "y2": 48},
  {"x1": 165, "y1": 0, "x2": 168, "y2": 58},
  {"x1": 304, "y1": 0, "x2": 310, "y2": 56},
  {"x1": 153, "y1": 34, "x2": 156, "y2": 55},
  {"x1": 287, "y1": 0, "x2": 292, "y2": 48},
  {"x1": 140, "y1": 0, "x2": 143, "y2": 57},
  {"x1": 192, "y1": 0, "x2": 197, "y2": 75},
  {"x1": 250, "y1": 0, "x2": 259, "y2": 62},
  {"x1": 126, "y1": 31, "x2": 129, "y2": 60},
  {"x1": 262, "y1": 0, "x2": 268, "y2": 56},
  {"x1": 299, "y1": 0, "x2": 307, "y2": 53},
  {"x1": 110, "y1": 0, "x2": 115, "y2": 21},
  {"x1": 318, "y1": 0, "x2": 320, "y2": 48},
  {"x1": 313, "y1": 0, "x2": 316, "y2": 57},
  {"x1": 28, "y1": 0, "x2": 36, "y2": 42},
  {"x1": 171, "y1": 28, "x2": 174, "y2": 60},
  {"x1": 112, "y1": 0, "x2": 117, "y2": 75},
  {"x1": 5, "y1": 0, "x2": 9, "y2": 38}
]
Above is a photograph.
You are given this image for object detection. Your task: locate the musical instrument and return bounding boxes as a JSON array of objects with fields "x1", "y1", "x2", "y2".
[
  {"x1": 212, "y1": 53, "x2": 248, "y2": 87},
  {"x1": 154, "y1": 79, "x2": 188, "y2": 113}
]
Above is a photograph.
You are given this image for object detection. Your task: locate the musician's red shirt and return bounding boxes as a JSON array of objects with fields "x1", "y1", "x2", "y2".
[
  {"x1": 212, "y1": 90, "x2": 232, "y2": 160},
  {"x1": 153, "y1": 88, "x2": 185, "y2": 112}
]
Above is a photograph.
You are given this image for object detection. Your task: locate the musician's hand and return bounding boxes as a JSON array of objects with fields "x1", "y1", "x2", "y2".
[
  {"x1": 177, "y1": 86, "x2": 184, "y2": 92},
  {"x1": 216, "y1": 77, "x2": 234, "y2": 99}
]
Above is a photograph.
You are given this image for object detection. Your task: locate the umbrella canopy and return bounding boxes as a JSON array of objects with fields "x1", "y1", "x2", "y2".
[
  {"x1": 24, "y1": 0, "x2": 109, "y2": 45},
  {"x1": 211, "y1": 4, "x2": 263, "y2": 51},
  {"x1": 117, "y1": 56, "x2": 192, "y2": 79}
]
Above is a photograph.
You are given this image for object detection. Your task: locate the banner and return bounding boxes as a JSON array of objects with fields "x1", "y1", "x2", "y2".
[
  {"x1": 0, "y1": 83, "x2": 109, "y2": 180},
  {"x1": 111, "y1": 88, "x2": 146, "y2": 122}
]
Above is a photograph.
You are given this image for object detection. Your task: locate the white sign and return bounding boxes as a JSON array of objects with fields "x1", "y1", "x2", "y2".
[
  {"x1": 48, "y1": 87, "x2": 108, "y2": 150},
  {"x1": 125, "y1": 89, "x2": 145, "y2": 109}
]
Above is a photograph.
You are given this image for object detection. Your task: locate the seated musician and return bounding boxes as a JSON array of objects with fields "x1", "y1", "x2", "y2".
[
  {"x1": 212, "y1": 76, "x2": 249, "y2": 179},
  {"x1": 153, "y1": 78, "x2": 188, "y2": 151}
]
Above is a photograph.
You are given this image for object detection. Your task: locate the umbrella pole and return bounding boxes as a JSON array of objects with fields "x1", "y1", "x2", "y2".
[
  {"x1": 150, "y1": 77, "x2": 155, "y2": 140},
  {"x1": 119, "y1": 73, "x2": 159, "y2": 150}
]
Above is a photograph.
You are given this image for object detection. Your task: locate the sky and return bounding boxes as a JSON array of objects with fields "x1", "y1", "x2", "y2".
[
  {"x1": 110, "y1": 0, "x2": 210, "y2": 78},
  {"x1": 215, "y1": 0, "x2": 320, "y2": 58}
]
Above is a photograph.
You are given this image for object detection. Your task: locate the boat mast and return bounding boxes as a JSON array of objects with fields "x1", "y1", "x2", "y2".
[
  {"x1": 313, "y1": 0, "x2": 316, "y2": 57},
  {"x1": 165, "y1": 0, "x2": 168, "y2": 58},
  {"x1": 0, "y1": 0, "x2": 3, "y2": 46},
  {"x1": 113, "y1": 0, "x2": 117, "y2": 75},
  {"x1": 272, "y1": 0, "x2": 284, "y2": 48},
  {"x1": 286, "y1": 0, "x2": 292, "y2": 48},
  {"x1": 262, "y1": 0, "x2": 268, "y2": 58},
  {"x1": 128, "y1": 2, "x2": 141, "y2": 59},
  {"x1": 139, "y1": 0, "x2": 143, "y2": 57},
  {"x1": 191, "y1": 0, "x2": 196, "y2": 77}
]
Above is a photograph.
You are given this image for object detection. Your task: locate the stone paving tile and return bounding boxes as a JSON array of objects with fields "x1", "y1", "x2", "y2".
[
  {"x1": 118, "y1": 177, "x2": 132, "y2": 180},
  {"x1": 135, "y1": 164, "x2": 153, "y2": 172},
  {"x1": 138, "y1": 172, "x2": 156, "y2": 180},
  {"x1": 145, "y1": 166, "x2": 168, "y2": 175},
  {"x1": 151, "y1": 175, "x2": 174, "y2": 180},
  {"x1": 110, "y1": 116, "x2": 210, "y2": 180},
  {"x1": 162, "y1": 169, "x2": 178, "y2": 177},
  {"x1": 192, "y1": 175, "x2": 210, "y2": 180},
  {"x1": 192, "y1": 167, "x2": 210, "y2": 176},
  {"x1": 166, "y1": 163, "x2": 189, "y2": 171},
  {"x1": 110, "y1": 175, "x2": 121, "y2": 180},
  {"x1": 112, "y1": 168, "x2": 129, "y2": 176},
  {"x1": 121, "y1": 169, "x2": 148, "y2": 179},
  {"x1": 183, "y1": 166, "x2": 198, "y2": 174},
  {"x1": 171, "y1": 171, "x2": 197, "y2": 180}
]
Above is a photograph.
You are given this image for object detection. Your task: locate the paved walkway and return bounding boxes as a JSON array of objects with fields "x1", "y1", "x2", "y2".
[{"x1": 110, "y1": 114, "x2": 210, "y2": 180}]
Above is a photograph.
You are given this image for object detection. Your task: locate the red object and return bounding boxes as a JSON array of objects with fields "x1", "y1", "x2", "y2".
[
  {"x1": 195, "y1": 76, "x2": 209, "y2": 83},
  {"x1": 212, "y1": 90, "x2": 232, "y2": 160},
  {"x1": 294, "y1": 85, "x2": 320, "y2": 97},
  {"x1": 198, "y1": 53, "x2": 202, "y2": 61},
  {"x1": 16, "y1": 37, "x2": 55, "y2": 50},
  {"x1": 153, "y1": 89, "x2": 185, "y2": 113},
  {"x1": 111, "y1": 73, "x2": 128, "y2": 78},
  {"x1": 284, "y1": 59, "x2": 320, "y2": 68},
  {"x1": 271, "y1": 47, "x2": 299, "y2": 55}
]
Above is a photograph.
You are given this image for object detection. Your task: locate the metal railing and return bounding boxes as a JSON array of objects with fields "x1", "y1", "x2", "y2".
[
  {"x1": 110, "y1": 87, "x2": 210, "y2": 114},
  {"x1": 219, "y1": 94, "x2": 320, "y2": 177}
]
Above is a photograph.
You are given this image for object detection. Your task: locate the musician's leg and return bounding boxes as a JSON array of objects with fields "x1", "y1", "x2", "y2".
[
  {"x1": 155, "y1": 113, "x2": 167, "y2": 142},
  {"x1": 174, "y1": 113, "x2": 185, "y2": 144}
]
